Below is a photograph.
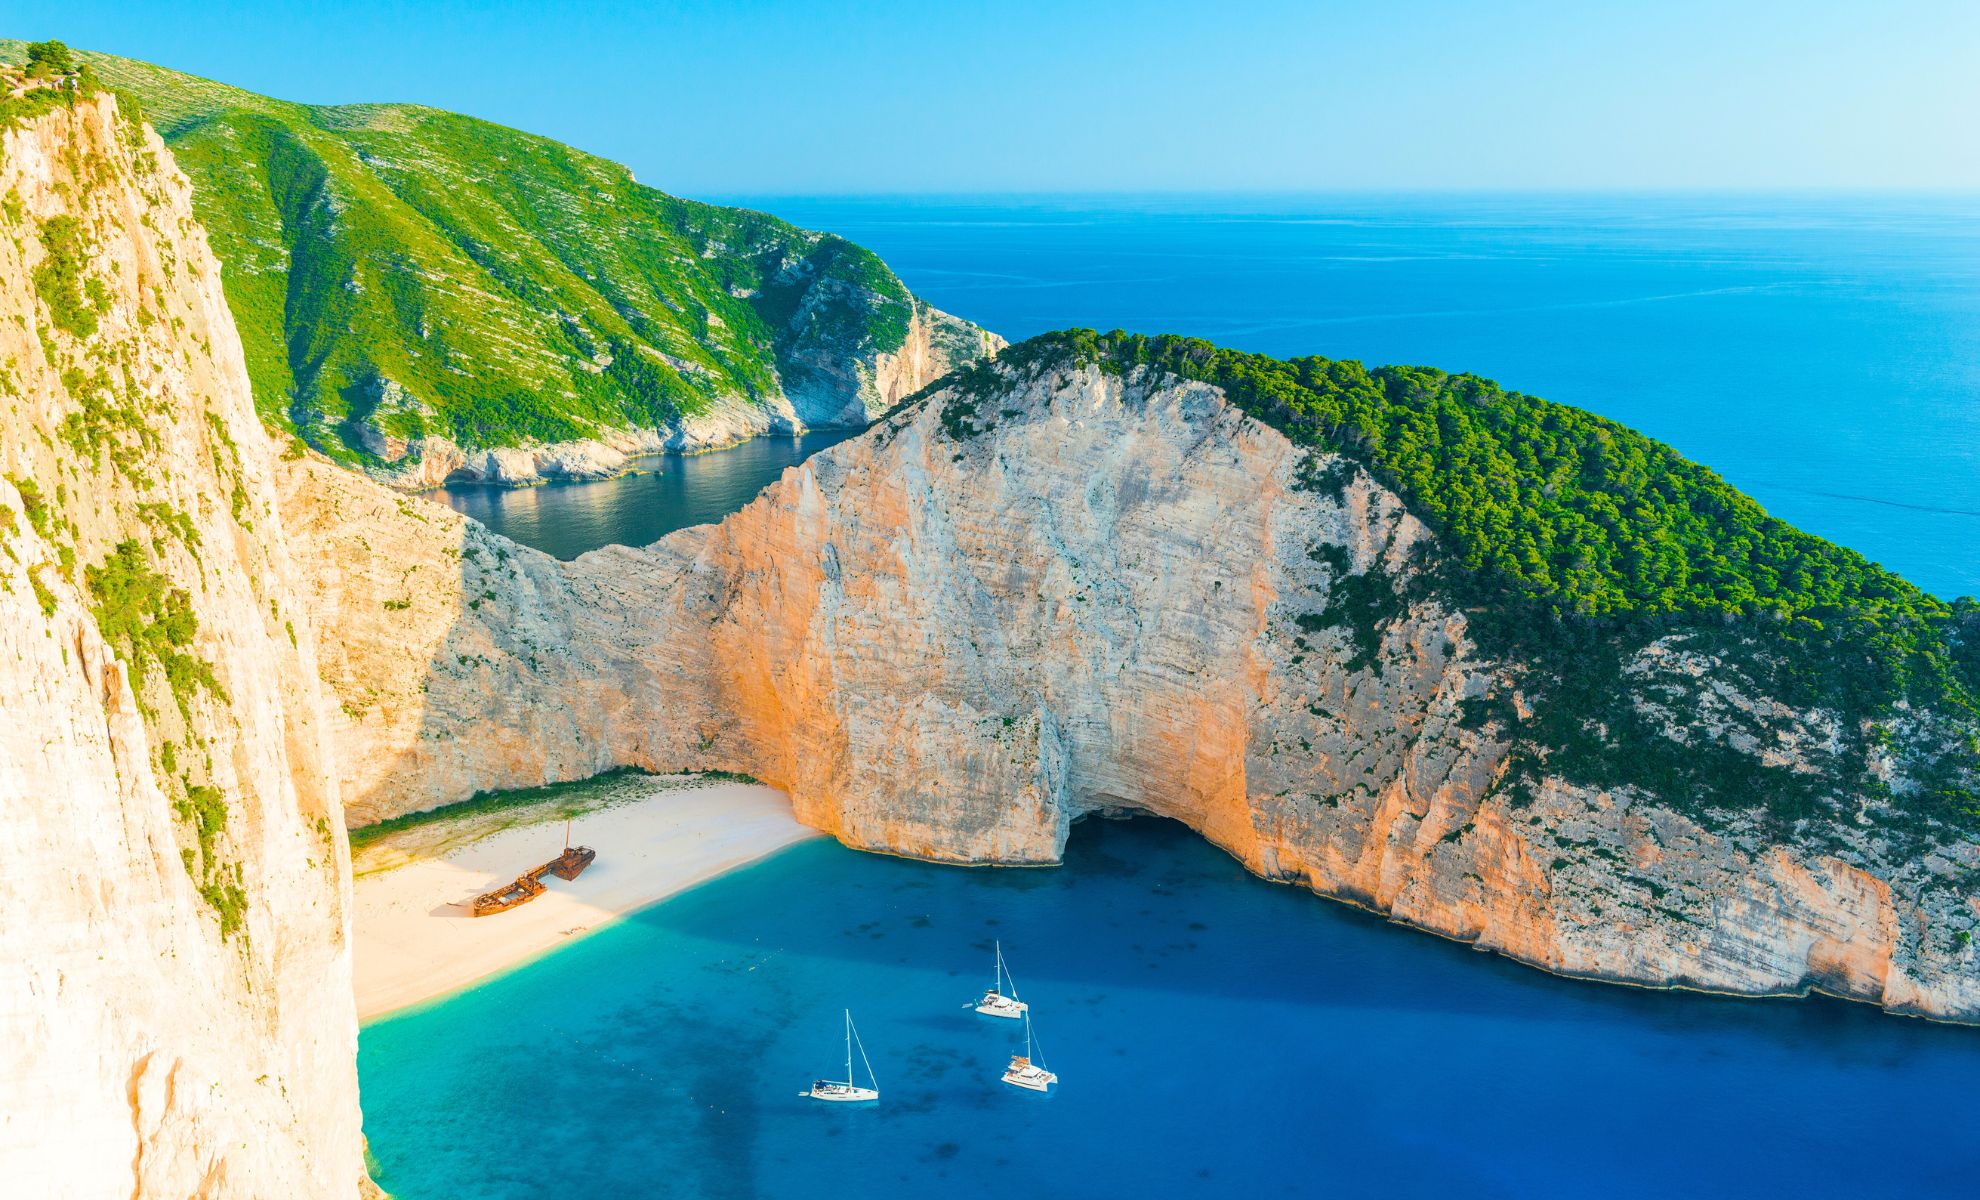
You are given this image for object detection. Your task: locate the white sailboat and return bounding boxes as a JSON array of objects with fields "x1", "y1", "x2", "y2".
[
  {"x1": 1001, "y1": 1009, "x2": 1058, "y2": 1092},
  {"x1": 974, "y1": 940, "x2": 1028, "y2": 1019},
  {"x1": 804, "y1": 1009, "x2": 880, "y2": 1103}
]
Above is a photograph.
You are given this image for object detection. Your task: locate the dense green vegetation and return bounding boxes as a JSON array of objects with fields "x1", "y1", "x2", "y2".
[
  {"x1": 0, "y1": 41, "x2": 95, "y2": 134},
  {"x1": 936, "y1": 330, "x2": 1980, "y2": 846},
  {"x1": 0, "y1": 41, "x2": 940, "y2": 460},
  {"x1": 348, "y1": 766, "x2": 648, "y2": 849},
  {"x1": 85, "y1": 539, "x2": 225, "y2": 722},
  {"x1": 22, "y1": 39, "x2": 75, "y2": 76}
]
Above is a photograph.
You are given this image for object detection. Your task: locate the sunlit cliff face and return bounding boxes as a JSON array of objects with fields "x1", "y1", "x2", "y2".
[
  {"x1": 0, "y1": 95, "x2": 362, "y2": 1199},
  {"x1": 287, "y1": 356, "x2": 1980, "y2": 1025}
]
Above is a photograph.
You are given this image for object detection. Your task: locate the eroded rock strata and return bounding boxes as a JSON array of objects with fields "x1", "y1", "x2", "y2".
[
  {"x1": 0, "y1": 97, "x2": 362, "y2": 1196},
  {"x1": 287, "y1": 350, "x2": 1980, "y2": 1025}
]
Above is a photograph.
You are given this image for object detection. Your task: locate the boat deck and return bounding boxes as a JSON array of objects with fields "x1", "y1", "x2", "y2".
[{"x1": 470, "y1": 844, "x2": 596, "y2": 916}]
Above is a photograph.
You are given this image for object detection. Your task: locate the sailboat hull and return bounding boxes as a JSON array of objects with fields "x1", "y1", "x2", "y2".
[
  {"x1": 807, "y1": 1084, "x2": 879, "y2": 1103},
  {"x1": 975, "y1": 994, "x2": 1027, "y2": 1018},
  {"x1": 1002, "y1": 1066, "x2": 1057, "y2": 1092}
]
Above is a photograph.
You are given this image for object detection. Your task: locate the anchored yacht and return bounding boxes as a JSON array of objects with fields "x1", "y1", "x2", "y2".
[
  {"x1": 804, "y1": 1009, "x2": 880, "y2": 1103},
  {"x1": 975, "y1": 940, "x2": 1028, "y2": 1019},
  {"x1": 1001, "y1": 1010, "x2": 1058, "y2": 1093}
]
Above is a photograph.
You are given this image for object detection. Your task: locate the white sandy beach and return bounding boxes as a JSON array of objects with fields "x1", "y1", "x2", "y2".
[{"x1": 351, "y1": 779, "x2": 819, "y2": 1021}]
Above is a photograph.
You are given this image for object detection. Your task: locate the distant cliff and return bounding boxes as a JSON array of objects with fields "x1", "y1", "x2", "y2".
[
  {"x1": 0, "y1": 94, "x2": 363, "y2": 1196},
  {"x1": 0, "y1": 41, "x2": 1002, "y2": 487},
  {"x1": 289, "y1": 337, "x2": 1980, "y2": 1025}
]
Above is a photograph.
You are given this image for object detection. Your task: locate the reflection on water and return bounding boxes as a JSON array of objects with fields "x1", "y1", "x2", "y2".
[{"x1": 435, "y1": 429, "x2": 863, "y2": 559}]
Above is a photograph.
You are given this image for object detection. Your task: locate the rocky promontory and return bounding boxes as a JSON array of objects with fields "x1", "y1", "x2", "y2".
[{"x1": 286, "y1": 339, "x2": 1980, "y2": 1026}]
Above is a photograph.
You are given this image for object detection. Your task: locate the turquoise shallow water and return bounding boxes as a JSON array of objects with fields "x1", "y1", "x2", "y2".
[{"x1": 360, "y1": 819, "x2": 1980, "y2": 1199}]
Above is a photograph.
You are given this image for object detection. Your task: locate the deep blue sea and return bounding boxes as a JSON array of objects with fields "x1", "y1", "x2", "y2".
[
  {"x1": 735, "y1": 193, "x2": 1980, "y2": 600},
  {"x1": 386, "y1": 196, "x2": 1980, "y2": 1197},
  {"x1": 361, "y1": 820, "x2": 1980, "y2": 1199}
]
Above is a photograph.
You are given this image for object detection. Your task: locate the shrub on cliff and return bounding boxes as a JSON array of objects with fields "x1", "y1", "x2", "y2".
[{"x1": 24, "y1": 40, "x2": 76, "y2": 78}]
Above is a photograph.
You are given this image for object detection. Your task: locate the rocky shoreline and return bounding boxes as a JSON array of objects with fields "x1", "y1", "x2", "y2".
[{"x1": 350, "y1": 301, "x2": 1002, "y2": 492}]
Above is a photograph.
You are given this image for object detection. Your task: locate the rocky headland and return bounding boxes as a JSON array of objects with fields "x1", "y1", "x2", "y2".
[
  {"x1": 285, "y1": 340, "x2": 1980, "y2": 1027},
  {"x1": 1, "y1": 42, "x2": 1004, "y2": 492}
]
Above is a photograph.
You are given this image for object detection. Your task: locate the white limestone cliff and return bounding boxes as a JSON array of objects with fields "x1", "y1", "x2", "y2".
[
  {"x1": 284, "y1": 358, "x2": 1980, "y2": 1025},
  {"x1": 0, "y1": 96, "x2": 363, "y2": 1197}
]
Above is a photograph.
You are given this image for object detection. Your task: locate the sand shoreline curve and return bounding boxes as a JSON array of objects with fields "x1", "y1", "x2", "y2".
[{"x1": 351, "y1": 780, "x2": 819, "y2": 1022}]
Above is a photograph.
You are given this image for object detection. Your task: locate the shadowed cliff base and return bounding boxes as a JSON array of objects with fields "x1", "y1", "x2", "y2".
[{"x1": 284, "y1": 333, "x2": 1980, "y2": 1026}]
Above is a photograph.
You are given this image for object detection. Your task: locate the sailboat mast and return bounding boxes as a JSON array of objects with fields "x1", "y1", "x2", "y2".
[{"x1": 844, "y1": 1010, "x2": 853, "y2": 1085}]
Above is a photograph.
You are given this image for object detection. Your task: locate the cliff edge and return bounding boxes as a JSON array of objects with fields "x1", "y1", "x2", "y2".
[
  {"x1": 288, "y1": 338, "x2": 1980, "y2": 1025},
  {"x1": 0, "y1": 93, "x2": 363, "y2": 1196}
]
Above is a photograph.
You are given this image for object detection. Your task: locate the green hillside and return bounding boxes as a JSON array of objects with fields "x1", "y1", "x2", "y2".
[
  {"x1": 928, "y1": 331, "x2": 1980, "y2": 859},
  {"x1": 1, "y1": 42, "x2": 977, "y2": 461}
]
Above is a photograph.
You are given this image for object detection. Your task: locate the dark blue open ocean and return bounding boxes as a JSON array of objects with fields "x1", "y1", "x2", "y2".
[
  {"x1": 390, "y1": 195, "x2": 1980, "y2": 1197},
  {"x1": 746, "y1": 193, "x2": 1980, "y2": 600}
]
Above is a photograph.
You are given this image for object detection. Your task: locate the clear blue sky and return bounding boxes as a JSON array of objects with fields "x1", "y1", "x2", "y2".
[{"x1": 22, "y1": 0, "x2": 1980, "y2": 195}]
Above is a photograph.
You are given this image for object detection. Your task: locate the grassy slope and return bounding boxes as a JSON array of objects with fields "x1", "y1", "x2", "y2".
[
  {"x1": 928, "y1": 330, "x2": 1980, "y2": 865},
  {"x1": 0, "y1": 42, "x2": 926, "y2": 458}
]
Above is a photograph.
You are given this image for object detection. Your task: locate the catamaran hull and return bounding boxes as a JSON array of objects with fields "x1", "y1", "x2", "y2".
[
  {"x1": 1002, "y1": 1070, "x2": 1057, "y2": 1093},
  {"x1": 975, "y1": 998, "x2": 1027, "y2": 1018}
]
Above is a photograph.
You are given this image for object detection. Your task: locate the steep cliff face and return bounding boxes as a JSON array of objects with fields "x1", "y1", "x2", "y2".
[
  {"x1": 787, "y1": 297, "x2": 1008, "y2": 428},
  {"x1": 288, "y1": 353, "x2": 1980, "y2": 1024},
  {"x1": 0, "y1": 96, "x2": 362, "y2": 1196}
]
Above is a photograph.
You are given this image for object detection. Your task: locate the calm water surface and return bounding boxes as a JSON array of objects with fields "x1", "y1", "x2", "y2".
[
  {"x1": 728, "y1": 193, "x2": 1980, "y2": 599},
  {"x1": 359, "y1": 819, "x2": 1980, "y2": 1199},
  {"x1": 435, "y1": 429, "x2": 860, "y2": 560}
]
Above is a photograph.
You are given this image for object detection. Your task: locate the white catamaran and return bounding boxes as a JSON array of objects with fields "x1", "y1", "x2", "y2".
[
  {"x1": 804, "y1": 1009, "x2": 880, "y2": 1103},
  {"x1": 1001, "y1": 1009, "x2": 1058, "y2": 1092},
  {"x1": 974, "y1": 940, "x2": 1028, "y2": 1019}
]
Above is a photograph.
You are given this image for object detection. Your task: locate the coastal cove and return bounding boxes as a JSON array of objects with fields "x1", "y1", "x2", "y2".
[
  {"x1": 9, "y1": 19, "x2": 1979, "y2": 1200},
  {"x1": 432, "y1": 429, "x2": 861, "y2": 559},
  {"x1": 358, "y1": 817, "x2": 1980, "y2": 1200},
  {"x1": 350, "y1": 775, "x2": 819, "y2": 1020}
]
